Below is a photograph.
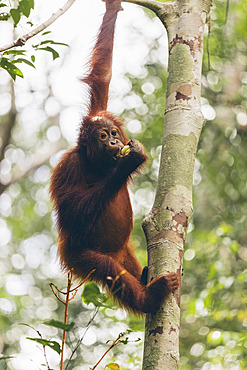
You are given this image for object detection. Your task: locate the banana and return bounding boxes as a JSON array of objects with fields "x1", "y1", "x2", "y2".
[{"x1": 121, "y1": 145, "x2": 130, "y2": 156}]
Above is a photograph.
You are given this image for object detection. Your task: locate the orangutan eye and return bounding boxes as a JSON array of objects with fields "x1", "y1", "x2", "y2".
[
  {"x1": 100, "y1": 132, "x2": 107, "y2": 140},
  {"x1": 111, "y1": 130, "x2": 117, "y2": 136}
]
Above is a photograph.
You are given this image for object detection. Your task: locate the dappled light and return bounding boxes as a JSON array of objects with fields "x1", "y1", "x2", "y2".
[{"x1": 0, "y1": 0, "x2": 246, "y2": 368}]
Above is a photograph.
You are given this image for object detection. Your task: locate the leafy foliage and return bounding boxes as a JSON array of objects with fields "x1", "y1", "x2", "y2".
[
  {"x1": 0, "y1": 0, "x2": 246, "y2": 369},
  {"x1": 32, "y1": 39, "x2": 69, "y2": 61},
  {"x1": 1, "y1": 0, "x2": 35, "y2": 26},
  {"x1": 0, "y1": 2, "x2": 68, "y2": 79},
  {"x1": 82, "y1": 281, "x2": 110, "y2": 307},
  {"x1": 44, "y1": 319, "x2": 75, "y2": 332},
  {"x1": 0, "y1": 57, "x2": 24, "y2": 79},
  {"x1": 26, "y1": 337, "x2": 62, "y2": 354}
]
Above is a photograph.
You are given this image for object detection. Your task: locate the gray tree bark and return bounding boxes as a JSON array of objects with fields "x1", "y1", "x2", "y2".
[{"x1": 124, "y1": 0, "x2": 212, "y2": 368}]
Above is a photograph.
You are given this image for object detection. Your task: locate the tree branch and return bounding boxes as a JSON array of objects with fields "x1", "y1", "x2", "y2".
[
  {"x1": 123, "y1": 0, "x2": 173, "y2": 15},
  {"x1": 0, "y1": 0, "x2": 77, "y2": 52},
  {"x1": 122, "y1": 0, "x2": 175, "y2": 25},
  {"x1": 92, "y1": 332, "x2": 124, "y2": 369}
]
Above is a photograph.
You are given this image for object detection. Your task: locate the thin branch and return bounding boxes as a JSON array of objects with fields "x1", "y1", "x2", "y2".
[
  {"x1": 26, "y1": 325, "x2": 51, "y2": 370},
  {"x1": 122, "y1": 0, "x2": 175, "y2": 26},
  {"x1": 65, "y1": 272, "x2": 126, "y2": 368},
  {"x1": 0, "y1": 0, "x2": 77, "y2": 52},
  {"x1": 49, "y1": 283, "x2": 67, "y2": 305},
  {"x1": 60, "y1": 272, "x2": 73, "y2": 370},
  {"x1": 50, "y1": 282, "x2": 68, "y2": 296},
  {"x1": 122, "y1": 0, "x2": 164, "y2": 13},
  {"x1": 223, "y1": 0, "x2": 230, "y2": 38},
  {"x1": 65, "y1": 308, "x2": 100, "y2": 370},
  {"x1": 50, "y1": 270, "x2": 96, "y2": 297},
  {"x1": 35, "y1": 328, "x2": 51, "y2": 369},
  {"x1": 49, "y1": 269, "x2": 97, "y2": 369},
  {"x1": 225, "y1": 0, "x2": 229, "y2": 24},
  {"x1": 69, "y1": 269, "x2": 96, "y2": 292},
  {"x1": 43, "y1": 346, "x2": 51, "y2": 370},
  {"x1": 92, "y1": 333, "x2": 124, "y2": 370}
]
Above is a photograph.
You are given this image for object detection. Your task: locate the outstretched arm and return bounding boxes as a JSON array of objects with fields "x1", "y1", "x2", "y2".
[{"x1": 82, "y1": 0, "x2": 122, "y2": 116}]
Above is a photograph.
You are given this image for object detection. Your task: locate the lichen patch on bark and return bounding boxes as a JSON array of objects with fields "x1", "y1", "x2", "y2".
[
  {"x1": 167, "y1": 43, "x2": 193, "y2": 97},
  {"x1": 169, "y1": 33, "x2": 203, "y2": 58},
  {"x1": 158, "y1": 132, "x2": 198, "y2": 195}
]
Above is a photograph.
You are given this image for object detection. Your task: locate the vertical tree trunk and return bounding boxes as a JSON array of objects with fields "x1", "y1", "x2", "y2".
[{"x1": 128, "y1": 1, "x2": 212, "y2": 369}]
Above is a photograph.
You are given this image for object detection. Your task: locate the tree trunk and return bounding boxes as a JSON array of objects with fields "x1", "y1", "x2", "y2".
[{"x1": 123, "y1": 0, "x2": 212, "y2": 369}]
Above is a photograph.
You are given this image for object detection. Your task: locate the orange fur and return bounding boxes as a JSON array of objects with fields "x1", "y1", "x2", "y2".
[{"x1": 50, "y1": 0, "x2": 179, "y2": 314}]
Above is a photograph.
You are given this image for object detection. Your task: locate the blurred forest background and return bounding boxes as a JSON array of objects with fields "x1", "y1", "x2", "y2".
[{"x1": 0, "y1": 0, "x2": 247, "y2": 369}]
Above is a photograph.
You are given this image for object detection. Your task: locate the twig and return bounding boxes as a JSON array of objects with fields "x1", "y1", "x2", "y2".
[
  {"x1": 122, "y1": 0, "x2": 173, "y2": 18},
  {"x1": 60, "y1": 271, "x2": 73, "y2": 370},
  {"x1": 223, "y1": 0, "x2": 230, "y2": 38},
  {"x1": 122, "y1": 0, "x2": 163, "y2": 13},
  {"x1": 0, "y1": 0, "x2": 77, "y2": 52},
  {"x1": 49, "y1": 270, "x2": 96, "y2": 299},
  {"x1": 49, "y1": 282, "x2": 68, "y2": 297},
  {"x1": 49, "y1": 269, "x2": 96, "y2": 369},
  {"x1": 92, "y1": 332, "x2": 124, "y2": 370},
  {"x1": 65, "y1": 307, "x2": 99, "y2": 370},
  {"x1": 65, "y1": 271, "x2": 126, "y2": 368},
  {"x1": 25, "y1": 324, "x2": 51, "y2": 370},
  {"x1": 50, "y1": 283, "x2": 67, "y2": 305},
  {"x1": 69, "y1": 269, "x2": 96, "y2": 293},
  {"x1": 39, "y1": 332, "x2": 51, "y2": 370},
  {"x1": 225, "y1": 0, "x2": 229, "y2": 25}
]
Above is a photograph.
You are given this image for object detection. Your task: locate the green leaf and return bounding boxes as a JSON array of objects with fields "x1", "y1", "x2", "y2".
[
  {"x1": 0, "y1": 58, "x2": 23, "y2": 80},
  {"x1": 36, "y1": 46, "x2": 60, "y2": 60},
  {"x1": 119, "y1": 337, "x2": 129, "y2": 345},
  {"x1": 105, "y1": 364, "x2": 120, "y2": 370},
  {"x1": 3, "y1": 50, "x2": 26, "y2": 55},
  {"x1": 31, "y1": 55, "x2": 35, "y2": 63},
  {"x1": 42, "y1": 31, "x2": 52, "y2": 36},
  {"x1": 29, "y1": 0, "x2": 34, "y2": 9},
  {"x1": 39, "y1": 40, "x2": 68, "y2": 47},
  {"x1": 19, "y1": 323, "x2": 36, "y2": 330},
  {"x1": 26, "y1": 338, "x2": 62, "y2": 354},
  {"x1": 10, "y1": 8, "x2": 21, "y2": 26},
  {"x1": 0, "y1": 4, "x2": 7, "y2": 8},
  {"x1": 0, "y1": 12, "x2": 9, "y2": 21},
  {"x1": 82, "y1": 282, "x2": 108, "y2": 307},
  {"x1": 19, "y1": 0, "x2": 34, "y2": 17},
  {"x1": 44, "y1": 320, "x2": 75, "y2": 332},
  {"x1": 13, "y1": 58, "x2": 35, "y2": 68}
]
